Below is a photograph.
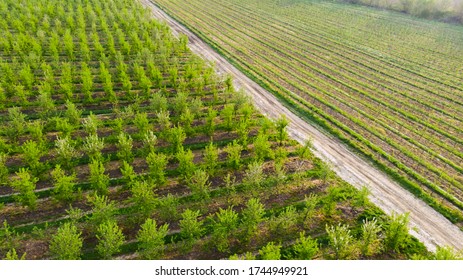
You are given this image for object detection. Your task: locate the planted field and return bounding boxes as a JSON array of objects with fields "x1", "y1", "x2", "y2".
[
  {"x1": 153, "y1": 0, "x2": 463, "y2": 223},
  {"x1": 0, "y1": 0, "x2": 429, "y2": 260}
]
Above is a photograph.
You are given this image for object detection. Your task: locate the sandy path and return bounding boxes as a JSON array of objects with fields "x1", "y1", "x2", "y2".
[{"x1": 141, "y1": 0, "x2": 463, "y2": 252}]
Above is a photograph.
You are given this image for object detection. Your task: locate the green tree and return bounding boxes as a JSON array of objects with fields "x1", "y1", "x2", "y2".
[
  {"x1": 130, "y1": 180, "x2": 157, "y2": 220},
  {"x1": 221, "y1": 104, "x2": 235, "y2": 131},
  {"x1": 433, "y1": 246, "x2": 463, "y2": 260},
  {"x1": 7, "y1": 107, "x2": 26, "y2": 142},
  {"x1": 205, "y1": 107, "x2": 217, "y2": 136},
  {"x1": 146, "y1": 151, "x2": 168, "y2": 185},
  {"x1": 167, "y1": 126, "x2": 186, "y2": 153},
  {"x1": 96, "y1": 220, "x2": 125, "y2": 259},
  {"x1": 81, "y1": 62, "x2": 93, "y2": 101},
  {"x1": 51, "y1": 165, "x2": 76, "y2": 203},
  {"x1": 179, "y1": 209, "x2": 204, "y2": 249},
  {"x1": 241, "y1": 198, "x2": 266, "y2": 241},
  {"x1": 0, "y1": 153, "x2": 9, "y2": 184},
  {"x1": 157, "y1": 194, "x2": 179, "y2": 221},
  {"x1": 243, "y1": 161, "x2": 265, "y2": 189},
  {"x1": 120, "y1": 161, "x2": 137, "y2": 188},
  {"x1": 88, "y1": 160, "x2": 109, "y2": 195},
  {"x1": 176, "y1": 147, "x2": 196, "y2": 179},
  {"x1": 259, "y1": 242, "x2": 281, "y2": 260},
  {"x1": 4, "y1": 248, "x2": 26, "y2": 260},
  {"x1": 11, "y1": 168, "x2": 37, "y2": 209},
  {"x1": 55, "y1": 137, "x2": 78, "y2": 170},
  {"x1": 142, "y1": 130, "x2": 158, "y2": 155},
  {"x1": 225, "y1": 141, "x2": 242, "y2": 169},
  {"x1": 83, "y1": 134, "x2": 105, "y2": 161},
  {"x1": 326, "y1": 223, "x2": 359, "y2": 259},
  {"x1": 88, "y1": 194, "x2": 117, "y2": 226},
  {"x1": 49, "y1": 222, "x2": 83, "y2": 260},
  {"x1": 385, "y1": 212, "x2": 410, "y2": 253},
  {"x1": 65, "y1": 101, "x2": 82, "y2": 126},
  {"x1": 203, "y1": 142, "x2": 219, "y2": 175},
  {"x1": 275, "y1": 115, "x2": 289, "y2": 145},
  {"x1": 211, "y1": 207, "x2": 239, "y2": 252},
  {"x1": 293, "y1": 231, "x2": 319, "y2": 260},
  {"x1": 253, "y1": 133, "x2": 273, "y2": 161},
  {"x1": 137, "y1": 218, "x2": 169, "y2": 259},
  {"x1": 134, "y1": 112, "x2": 150, "y2": 135},
  {"x1": 361, "y1": 218, "x2": 382, "y2": 256},
  {"x1": 116, "y1": 132, "x2": 133, "y2": 163},
  {"x1": 187, "y1": 169, "x2": 211, "y2": 200}
]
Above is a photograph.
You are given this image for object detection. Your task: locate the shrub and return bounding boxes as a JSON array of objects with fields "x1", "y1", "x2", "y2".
[
  {"x1": 11, "y1": 168, "x2": 37, "y2": 209},
  {"x1": 137, "y1": 218, "x2": 169, "y2": 259},
  {"x1": 96, "y1": 220, "x2": 125, "y2": 259},
  {"x1": 49, "y1": 223, "x2": 83, "y2": 260},
  {"x1": 51, "y1": 165, "x2": 77, "y2": 203},
  {"x1": 293, "y1": 232, "x2": 319, "y2": 260}
]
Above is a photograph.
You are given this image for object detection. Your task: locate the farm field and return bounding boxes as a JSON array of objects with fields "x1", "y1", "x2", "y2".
[
  {"x1": 0, "y1": 0, "x2": 431, "y2": 260},
  {"x1": 152, "y1": 0, "x2": 463, "y2": 224}
]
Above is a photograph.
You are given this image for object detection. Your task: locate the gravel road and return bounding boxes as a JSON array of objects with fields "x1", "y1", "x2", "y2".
[{"x1": 141, "y1": 0, "x2": 463, "y2": 252}]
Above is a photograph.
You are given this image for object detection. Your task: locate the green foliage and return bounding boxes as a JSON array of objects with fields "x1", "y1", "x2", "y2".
[
  {"x1": 225, "y1": 140, "x2": 242, "y2": 169},
  {"x1": 187, "y1": 169, "x2": 211, "y2": 200},
  {"x1": 167, "y1": 126, "x2": 186, "y2": 153},
  {"x1": 433, "y1": 246, "x2": 463, "y2": 260},
  {"x1": 83, "y1": 134, "x2": 105, "y2": 161},
  {"x1": 384, "y1": 212, "x2": 410, "y2": 253},
  {"x1": 4, "y1": 248, "x2": 26, "y2": 260},
  {"x1": 360, "y1": 218, "x2": 382, "y2": 256},
  {"x1": 120, "y1": 161, "x2": 137, "y2": 188},
  {"x1": 0, "y1": 153, "x2": 9, "y2": 184},
  {"x1": 65, "y1": 101, "x2": 82, "y2": 126},
  {"x1": 274, "y1": 115, "x2": 289, "y2": 145},
  {"x1": 11, "y1": 168, "x2": 37, "y2": 209},
  {"x1": 221, "y1": 103, "x2": 235, "y2": 131},
  {"x1": 241, "y1": 198, "x2": 266, "y2": 241},
  {"x1": 293, "y1": 232, "x2": 319, "y2": 260},
  {"x1": 253, "y1": 133, "x2": 273, "y2": 161},
  {"x1": 259, "y1": 242, "x2": 281, "y2": 260},
  {"x1": 176, "y1": 147, "x2": 196, "y2": 179},
  {"x1": 88, "y1": 159, "x2": 109, "y2": 195},
  {"x1": 203, "y1": 142, "x2": 219, "y2": 175},
  {"x1": 49, "y1": 223, "x2": 83, "y2": 260},
  {"x1": 211, "y1": 207, "x2": 239, "y2": 252},
  {"x1": 96, "y1": 220, "x2": 125, "y2": 259},
  {"x1": 116, "y1": 132, "x2": 133, "y2": 163},
  {"x1": 146, "y1": 151, "x2": 168, "y2": 185},
  {"x1": 205, "y1": 107, "x2": 217, "y2": 136},
  {"x1": 7, "y1": 107, "x2": 26, "y2": 142},
  {"x1": 326, "y1": 223, "x2": 359, "y2": 259},
  {"x1": 180, "y1": 209, "x2": 204, "y2": 248},
  {"x1": 134, "y1": 112, "x2": 150, "y2": 135},
  {"x1": 130, "y1": 180, "x2": 157, "y2": 219},
  {"x1": 243, "y1": 161, "x2": 265, "y2": 189},
  {"x1": 157, "y1": 194, "x2": 179, "y2": 221},
  {"x1": 55, "y1": 136, "x2": 78, "y2": 169},
  {"x1": 137, "y1": 218, "x2": 169, "y2": 259},
  {"x1": 89, "y1": 194, "x2": 117, "y2": 226},
  {"x1": 270, "y1": 205, "x2": 299, "y2": 238},
  {"x1": 82, "y1": 113, "x2": 100, "y2": 135},
  {"x1": 51, "y1": 165, "x2": 77, "y2": 203}
]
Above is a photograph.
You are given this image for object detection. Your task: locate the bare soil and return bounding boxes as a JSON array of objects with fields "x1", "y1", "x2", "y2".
[{"x1": 140, "y1": 0, "x2": 463, "y2": 252}]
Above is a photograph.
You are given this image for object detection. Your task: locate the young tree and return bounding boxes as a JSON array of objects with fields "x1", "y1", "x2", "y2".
[
  {"x1": 3, "y1": 248, "x2": 26, "y2": 260},
  {"x1": 241, "y1": 198, "x2": 266, "y2": 241},
  {"x1": 120, "y1": 161, "x2": 137, "y2": 188},
  {"x1": 203, "y1": 142, "x2": 219, "y2": 176},
  {"x1": 81, "y1": 62, "x2": 93, "y2": 101},
  {"x1": 83, "y1": 134, "x2": 105, "y2": 161},
  {"x1": 130, "y1": 180, "x2": 157, "y2": 220},
  {"x1": 82, "y1": 113, "x2": 100, "y2": 135},
  {"x1": 89, "y1": 194, "x2": 117, "y2": 226},
  {"x1": 65, "y1": 101, "x2": 82, "y2": 126},
  {"x1": 275, "y1": 115, "x2": 289, "y2": 145},
  {"x1": 157, "y1": 193, "x2": 179, "y2": 221},
  {"x1": 150, "y1": 92, "x2": 168, "y2": 113},
  {"x1": 179, "y1": 108, "x2": 194, "y2": 134},
  {"x1": 259, "y1": 242, "x2": 281, "y2": 260},
  {"x1": 167, "y1": 126, "x2": 186, "y2": 153},
  {"x1": 6, "y1": 107, "x2": 26, "y2": 142},
  {"x1": 55, "y1": 137, "x2": 78, "y2": 170},
  {"x1": 11, "y1": 168, "x2": 37, "y2": 210},
  {"x1": 253, "y1": 133, "x2": 273, "y2": 161},
  {"x1": 433, "y1": 246, "x2": 463, "y2": 260},
  {"x1": 142, "y1": 130, "x2": 158, "y2": 156},
  {"x1": 156, "y1": 110, "x2": 171, "y2": 132},
  {"x1": 325, "y1": 223, "x2": 359, "y2": 259},
  {"x1": 116, "y1": 132, "x2": 133, "y2": 163},
  {"x1": 293, "y1": 231, "x2": 319, "y2": 260},
  {"x1": 96, "y1": 220, "x2": 125, "y2": 259},
  {"x1": 225, "y1": 141, "x2": 242, "y2": 169},
  {"x1": 49, "y1": 222, "x2": 83, "y2": 260},
  {"x1": 211, "y1": 207, "x2": 239, "y2": 253},
  {"x1": 384, "y1": 212, "x2": 410, "y2": 253},
  {"x1": 187, "y1": 169, "x2": 211, "y2": 200},
  {"x1": 270, "y1": 206, "x2": 299, "y2": 238},
  {"x1": 176, "y1": 147, "x2": 196, "y2": 179},
  {"x1": 88, "y1": 159, "x2": 109, "y2": 195},
  {"x1": 146, "y1": 151, "x2": 168, "y2": 185},
  {"x1": 134, "y1": 112, "x2": 150, "y2": 136},
  {"x1": 360, "y1": 218, "x2": 382, "y2": 256},
  {"x1": 243, "y1": 161, "x2": 265, "y2": 190},
  {"x1": 51, "y1": 165, "x2": 76, "y2": 203},
  {"x1": 137, "y1": 218, "x2": 169, "y2": 259},
  {"x1": 204, "y1": 107, "x2": 217, "y2": 137},
  {"x1": 221, "y1": 104, "x2": 235, "y2": 131},
  {"x1": 179, "y1": 209, "x2": 204, "y2": 249}
]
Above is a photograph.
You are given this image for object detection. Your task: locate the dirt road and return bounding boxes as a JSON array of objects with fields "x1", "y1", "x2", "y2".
[{"x1": 141, "y1": 0, "x2": 463, "y2": 252}]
